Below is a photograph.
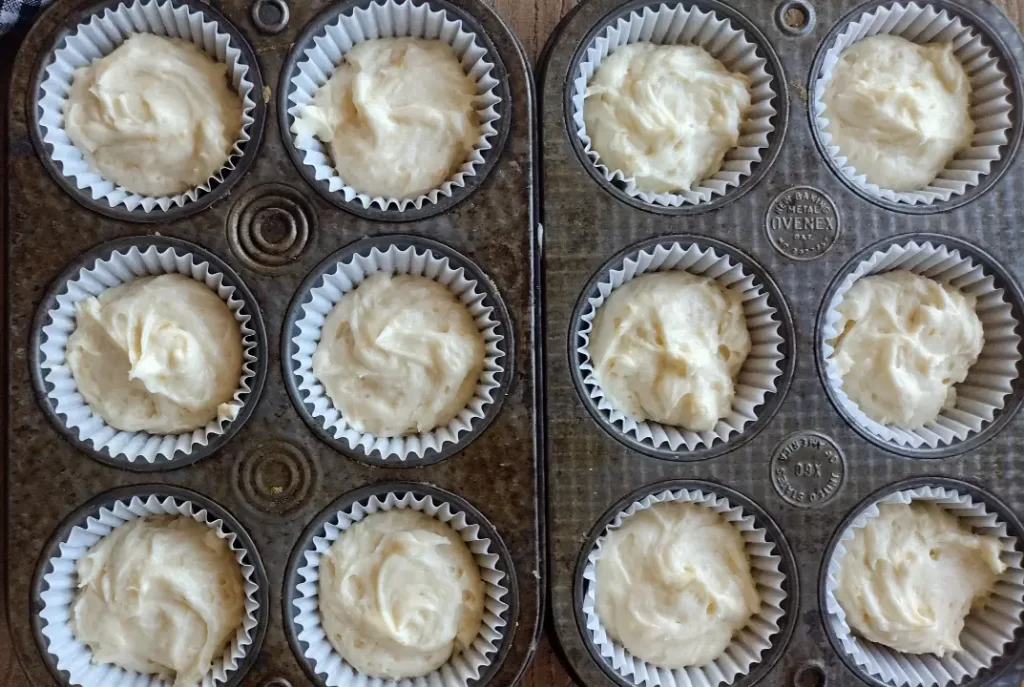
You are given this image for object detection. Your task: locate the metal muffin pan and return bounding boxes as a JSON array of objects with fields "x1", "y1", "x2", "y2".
[
  {"x1": 4, "y1": 0, "x2": 541, "y2": 684},
  {"x1": 540, "y1": 0, "x2": 1024, "y2": 686}
]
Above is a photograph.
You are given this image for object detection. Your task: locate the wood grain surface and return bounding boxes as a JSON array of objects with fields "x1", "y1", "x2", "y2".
[{"x1": 2, "y1": 0, "x2": 1022, "y2": 685}]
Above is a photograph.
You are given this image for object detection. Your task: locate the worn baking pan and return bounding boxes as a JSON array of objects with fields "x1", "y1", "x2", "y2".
[
  {"x1": 3, "y1": 0, "x2": 542, "y2": 684},
  {"x1": 540, "y1": 0, "x2": 1024, "y2": 686}
]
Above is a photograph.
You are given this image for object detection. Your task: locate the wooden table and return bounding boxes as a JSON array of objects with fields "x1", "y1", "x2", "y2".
[{"x1": 3, "y1": 0, "x2": 1023, "y2": 685}]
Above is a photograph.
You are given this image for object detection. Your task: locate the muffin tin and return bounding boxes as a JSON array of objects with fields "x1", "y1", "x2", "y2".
[
  {"x1": 540, "y1": 0, "x2": 1024, "y2": 686},
  {"x1": 3, "y1": 0, "x2": 540, "y2": 686}
]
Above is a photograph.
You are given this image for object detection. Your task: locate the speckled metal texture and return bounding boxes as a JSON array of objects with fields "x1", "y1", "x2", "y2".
[
  {"x1": 3, "y1": 0, "x2": 541, "y2": 684},
  {"x1": 540, "y1": 1, "x2": 1024, "y2": 686}
]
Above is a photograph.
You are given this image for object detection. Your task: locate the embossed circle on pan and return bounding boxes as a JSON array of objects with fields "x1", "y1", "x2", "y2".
[
  {"x1": 808, "y1": 0, "x2": 1024, "y2": 214},
  {"x1": 31, "y1": 484, "x2": 270, "y2": 687},
  {"x1": 282, "y1": 235, "x2": 513, "y2": 467},
  {"x1": 278, "y1": 0, "x2": 511, "y2": 222},
  {"x1": 563, "y1": 0, "x2": 789, "y2": 216},
  {"x1": 29, "y1": 236, "x2": 269, "y2": 472},
  {"x1": 251, "y1": 0, "x2": 289, "y2": 34},
  {"x1": 815, "y1": 234, "x2": 1024, "y2": 459},
  {"x1": 573, "y1": 480, "x2": 799, "y2": 687},
  {"x1": 227, "y1": 183, "x2": 315, "y2": 272},
  {"x1": 282, "y1": 481, "x2": 519, "y2": 687},
  {"x1": 29, "y1": 0, "x2": 267, "y2": 223},
  {"x1": 569, "y1": 235, "x2": 796, "y2": 462},
  {"x1": 818, "y1": 477, "x2": 1024, "y2": 687},
  {"x1": 234, "y1": 438, "x2": 315, "y2": 517}
]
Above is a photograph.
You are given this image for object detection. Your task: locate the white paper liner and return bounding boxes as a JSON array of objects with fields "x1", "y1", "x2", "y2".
[
  {"x1": 821, "y1": 240, "x2": 1021, "y2": 449},
  {"x1": 38, "y1": 493, "x2": 262, "y2": 687},
  {"x1": 824, "y1": 485, "x2": 1024, "y2": 686},
  {"x1": 812, "y1": 2, "x2": 1014, "y2": 206},
  {"x1": 38, "y1": 244, "x2": 260, "y2": 463},
  {"x1": 571, "y1": 4, "x2": 777, "y2": 207},
  {"x1": 292, "y1": 490, "x2": 510, "y2": 687},
  {"x1": 581, "y1": 486, "x2": 788, "y2": 687},
  {"x1": 285, "y1": 0, "x2": 503, "y2": 212},
  {"x1": 290, "y1": 243, "x2": 505, "y2": 460},
  {"x1": 576, "y1": 241, "x2": 785, "y2": 452},
  {"x1": 36, "y1": 0, "x2": 258, "y2": 213}
]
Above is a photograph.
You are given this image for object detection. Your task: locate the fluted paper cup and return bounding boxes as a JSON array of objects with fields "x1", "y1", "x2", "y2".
[
  {"x1": 575, "y1": 239, "x2": 786, "y2": 453},
  {"x1": 284, "y1": 0, "x2": 504, "y2": 213},
  {"x1": 36, "y1": 0, "x2": 258, "y2": 213},
  {"x1": 581, "y1": 486, "x2": 789, "y2": 687},
  {"x1": 291, "y1": 489, "x2": 510, "y2": 687},
  {"x1": 36, "y1": 240, "x2": 262, "y2": 465},
  {"x1": 286, "y1": 239, "x2": 508, "y2": 462},
  {"x1": 820, "y1": 239, "x2": 1021, "y2": 450},
  {"x1": 37, "y1": 490, "x2": 264, "y2": 687},
  {"x1": 812, "y1": 1, "x2": 1014, "y2": 205},
  {"x1": 824, "y1": 484, "x2": 1024, "y2": 686},
  {"x1": 571, "y1": 2, "x2": 778, "y2": 207}
]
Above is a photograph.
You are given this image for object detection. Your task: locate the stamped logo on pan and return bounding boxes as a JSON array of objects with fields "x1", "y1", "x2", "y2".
[
  {"x1": 770, "y1": 431, "x2": 846, "y2": 508},
  {"x1": 765, "y1": 186, "x2": 840, "y2": 260}
]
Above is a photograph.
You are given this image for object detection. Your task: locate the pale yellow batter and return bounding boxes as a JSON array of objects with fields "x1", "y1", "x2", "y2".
[
  {"x1": 829, "y1": 271, "x2": 984, "y2": 429},
  {"x1": 293, "y1": 38, "x2": 479, "y2": 199},
  {"x1": 312, "y1": 272, "x2": 485, "y2": 437},
  {"x1": 589, "y1": 271, "x2": 751, "y2": 431},
  {"x1": 822, "y1": 35, "x2": 974, "y2": 191},
  {"x1": 319, "y1": 510, "x2": 484, "y2": 678},
  {"x1": 71, "y1": 516, "x2": 245, "y2": 687},
  {"x1": 594, "y1": 502, "x2": 760, "y2": 668},
  {"x1": 583, "y1": 43, "x2": 751, "y2": 194},
  {"x1": 65, "y1": 34, "x2": 242, "y2": 197},
  {"x1": 67, "y1": 274, "x2": 243, "y2": 434},
  {"x1": 836, "y1": 502, "x2": 1006, "y2": 655}
]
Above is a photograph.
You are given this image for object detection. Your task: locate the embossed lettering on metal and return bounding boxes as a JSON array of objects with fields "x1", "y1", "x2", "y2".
[
  {"x1": 770, "y1": 430, "x2": 845, "y2": 507},
  {"x1": 765, "y1": 186, "x2": 840, "y2": 261}
]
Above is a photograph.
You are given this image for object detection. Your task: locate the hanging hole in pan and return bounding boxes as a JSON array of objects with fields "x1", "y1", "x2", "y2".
[
  {"x1": 777, "y1": 0, "x2": 815, "y2": 36},
  {"x1": 252, "y1": 0, "x2": 289, "y2": 34},
  {"x1": 792, "y1": 662, "x2": 826, "y2": 687}
]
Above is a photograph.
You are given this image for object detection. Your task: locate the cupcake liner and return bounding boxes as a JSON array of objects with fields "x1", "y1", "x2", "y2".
[
  {"x1": 37, "y1": 492, "x2": 263, "y2": 687},
  {"x1": 824, "y1": 485, "x2": 1024, "y2": 686},
  {"x1": 581, "y1": 486, "x2": 789, "y2": 687},
  {"x1": 812, "y1": 2, "x2": 1014, "y2": 206},
  {"x1": 291, "y1": 490, "x2": 510, "y2": 687},
  {"x1": 820, "y1": 240, "x2": 1022, "y2": 449},
  {"x1": 571, "y1": 2, "x2": 778, "y2": 207},
  {"x1": 576, "y1": 240, "x2": 786, "y2": 452},
  {"x1": 36, "y1": 0, "x2": 258, "y2": 213},
  {"x1": 37, "y1": 243, "x2": 260, "y2": 464},
  {"x1": 284, "y1": 0, "x2": 503, "y2": 213},
  {"x1": 288, "y1": 241, "x2": 507, "y2": 461}
]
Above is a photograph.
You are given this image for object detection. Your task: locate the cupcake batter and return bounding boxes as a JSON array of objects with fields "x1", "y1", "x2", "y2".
[
  {"x1": 71, "y1": 516, "x2": 246, "y2": 687},
  {"x1": 583, "y1": 43, "x2": 751, "y2": 194},
  {"x1": 312, "y1": 272, "x2": 485, "y2": 437},
  {"x1": 588, "y1": 271, "x2": 751, "y2": 431},
  {"x1": 594, "y1": 501, "x2": 761, "y2": 668},
  {"x1": 829, "y1": 270, "x2": 984, "y2": 428},
  {"x1": 67, "y1": 274, "x2": 243, "y2": 434},
  {"x1": 836, "y1": 502, "x2": 1006, "y2": 655},
  {"x1": 822, "y1": 35, "x2": 974, "y2": 191},
  {"x1": 65, "y1": 34, "x2": 242, "y2": 197},
  {"x1": 293, "y1": 38, "x2": 480, "y2": 199},
  {"x1": 319, "y1": 509, "x2": 484, "y2": 678}
]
